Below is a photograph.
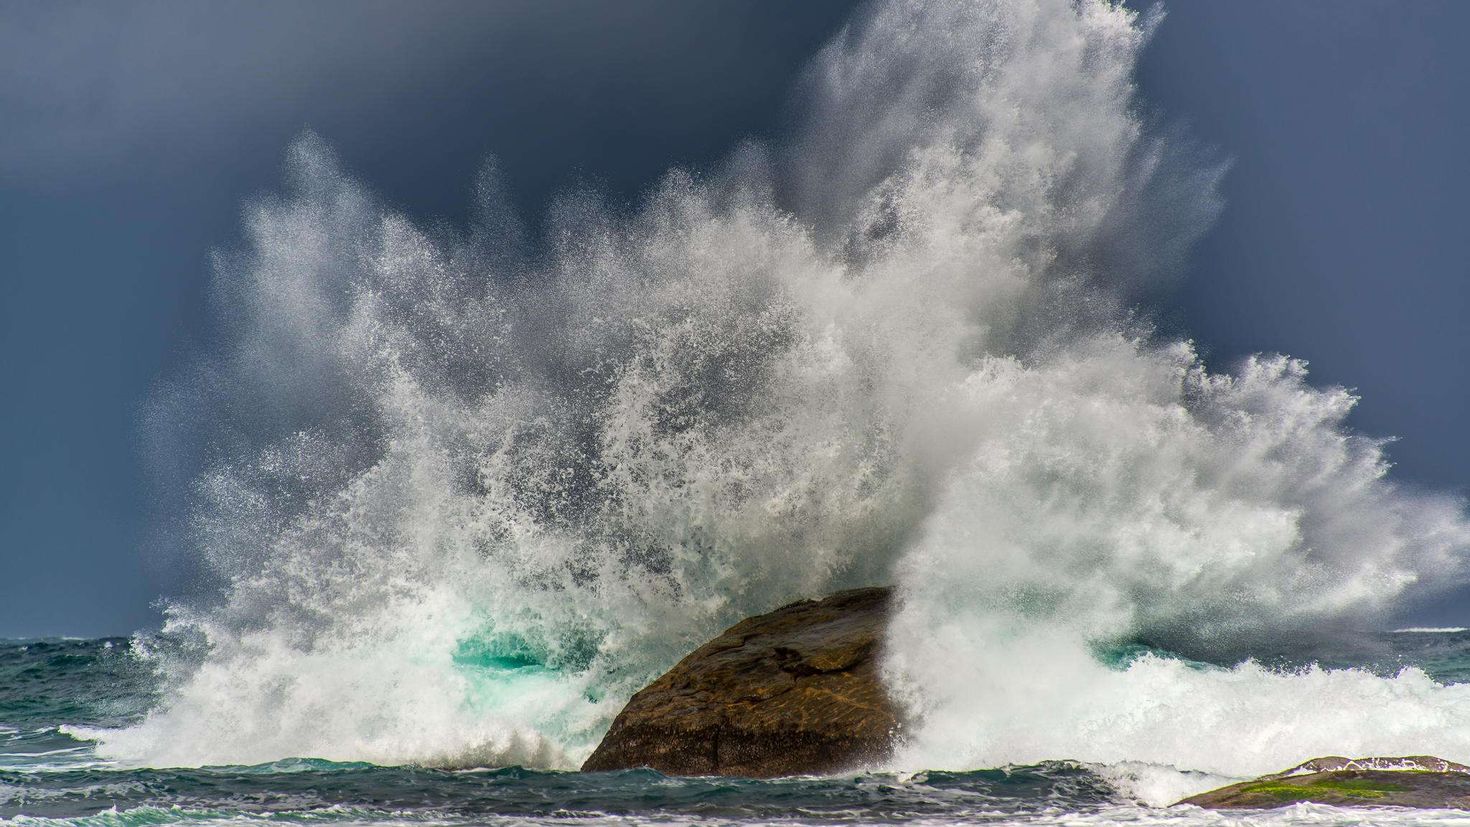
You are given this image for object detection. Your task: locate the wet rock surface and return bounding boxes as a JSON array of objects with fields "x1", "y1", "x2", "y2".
[
  {"x1": 581, "y1": 586, "x2": 900, "y2": 777},
  {"x1": 1178, "y1": 756, "x2": 1470, "y2": 809}
]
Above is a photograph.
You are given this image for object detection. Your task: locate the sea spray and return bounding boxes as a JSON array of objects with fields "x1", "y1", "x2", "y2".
[{"x1": 97, "y1": 0, "x2": 1470, "y2": 776}]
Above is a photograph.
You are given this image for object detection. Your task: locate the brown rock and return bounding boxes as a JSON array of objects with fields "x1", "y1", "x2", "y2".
[
  {"x1": 1177, "y1": 756, "x2": 1470, "y2": 810},
  {"x1": 581, "y1": 586, "x2": 901, "y2": 777}
]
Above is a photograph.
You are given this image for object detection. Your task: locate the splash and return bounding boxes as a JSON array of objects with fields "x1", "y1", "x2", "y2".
[{"x1": 98, "y1": 0, "x2": 1470, "y2": 775}]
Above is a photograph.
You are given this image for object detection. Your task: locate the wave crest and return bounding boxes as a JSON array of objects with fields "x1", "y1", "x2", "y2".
[{"x1": 106, "y1": 0, "x2": 1469, "y2": 774}]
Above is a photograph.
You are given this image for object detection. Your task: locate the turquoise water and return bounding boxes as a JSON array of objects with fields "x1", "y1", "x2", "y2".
[{"x1": 8, "y1": 636, "x2": 1470, "y2": 827}]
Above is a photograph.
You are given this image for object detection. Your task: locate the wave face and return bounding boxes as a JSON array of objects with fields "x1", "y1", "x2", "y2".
[{"x1": 101, "y1": 0, "x2": 1470, "y2": 775}]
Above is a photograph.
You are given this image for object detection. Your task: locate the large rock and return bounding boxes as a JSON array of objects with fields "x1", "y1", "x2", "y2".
[
  {"x1": 1178, "y1": 756, "x2": 1470, "y2": 809},
  {"x1": 581, "y1": 586, "x2": 901, "y2": 777}
]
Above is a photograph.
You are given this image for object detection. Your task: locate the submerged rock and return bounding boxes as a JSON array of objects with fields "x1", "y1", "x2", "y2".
[
  {"x1": 581, "y1": 586, "x2": 900, "y2": 777},
  {"x1": 1178, "y1": 756, "x2": 1470, "y2": 809}
]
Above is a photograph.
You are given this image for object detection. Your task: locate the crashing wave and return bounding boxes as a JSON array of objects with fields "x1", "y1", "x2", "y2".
[{"x1": 96, "y1": 0, "x2": 1470, "y2": 775}]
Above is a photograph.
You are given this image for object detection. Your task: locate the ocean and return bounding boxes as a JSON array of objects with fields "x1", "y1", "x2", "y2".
[{"x1": 7, "y1": 633, "x2": 1470, "y2": 826}]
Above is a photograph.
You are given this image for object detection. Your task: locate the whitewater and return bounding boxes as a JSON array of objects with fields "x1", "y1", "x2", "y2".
[{"x1": 11, "y1": 0, "x2": 1470, "y2": 823}]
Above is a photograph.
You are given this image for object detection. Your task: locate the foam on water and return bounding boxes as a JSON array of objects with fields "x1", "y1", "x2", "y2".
[{"x1": 94, "y1": 0, "x2": 1470, "y2": 780}]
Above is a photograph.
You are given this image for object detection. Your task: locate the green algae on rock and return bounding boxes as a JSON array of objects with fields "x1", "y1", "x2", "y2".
[
  {"x1": 581, "y1": 587, "x2": 900, "y2": 777},
  {"x1": 1178, "y1": 756, "x2": 1470, "y2": 810}
]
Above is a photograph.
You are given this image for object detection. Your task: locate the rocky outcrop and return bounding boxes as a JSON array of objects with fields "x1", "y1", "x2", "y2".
[
  {"x1": 1178, "y1": 756, "x2": 1470, "y2": 809},
  {"x1": 581, "y1": 586, "x2": 900, "y2": 777}
]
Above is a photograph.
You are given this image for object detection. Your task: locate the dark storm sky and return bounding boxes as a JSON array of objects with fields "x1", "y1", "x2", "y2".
[{"x1": 2, "y1": 1, "x2": 1467, "y2": 636}]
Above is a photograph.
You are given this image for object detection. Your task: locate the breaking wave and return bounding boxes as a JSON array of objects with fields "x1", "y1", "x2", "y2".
[{"x1": 95, "y1": 0, "x2": 1470, "y2": 778}]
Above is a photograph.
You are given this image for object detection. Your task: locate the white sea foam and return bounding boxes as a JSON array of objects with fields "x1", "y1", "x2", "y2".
[{"x1": 98, "y1": 0, "x2": 1470, "y2": 777}]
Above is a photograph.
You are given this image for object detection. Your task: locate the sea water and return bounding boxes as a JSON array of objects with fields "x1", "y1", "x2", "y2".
[{"x1": 9, "y1": 634, "x2": 1470, "y2": 825}]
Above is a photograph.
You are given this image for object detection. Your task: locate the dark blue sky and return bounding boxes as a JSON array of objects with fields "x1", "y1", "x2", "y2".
[{"x1": 2, "y1": 1, "x2": 1467, "y2": 636}]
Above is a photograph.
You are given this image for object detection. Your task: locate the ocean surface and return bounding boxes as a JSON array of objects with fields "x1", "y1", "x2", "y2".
[{"x1": 8, "y1": 633, "x2": 1470, "y2": 827}]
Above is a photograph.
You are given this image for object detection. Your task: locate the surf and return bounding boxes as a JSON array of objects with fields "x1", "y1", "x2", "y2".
[{"x1": 94, "y1": 0, "x2": 1470, "y2": 779}]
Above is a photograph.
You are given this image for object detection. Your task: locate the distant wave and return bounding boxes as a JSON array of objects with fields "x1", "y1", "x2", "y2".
[
  {"x1": 1392, "y1": 627, "x2": 1470, "y2": 634},
  {"x1": 102, "y1": 0, "x2": 1470, "y2": 779}
]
